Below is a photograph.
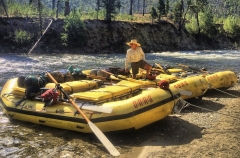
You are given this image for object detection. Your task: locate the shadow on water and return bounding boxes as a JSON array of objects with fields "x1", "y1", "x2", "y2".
[{"x1": 0, "y1": 53, "x2": 38, "y2": 63}]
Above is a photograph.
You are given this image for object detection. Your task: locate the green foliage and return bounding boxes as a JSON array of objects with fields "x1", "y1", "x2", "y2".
[
  {"x1": 115, "y1": 13, "x2": 136, "y2": 21},
  {"x1": 13, "y1": 29, "x2": 32, "y2": 46},
  {"x1": 61, "y1": 12, "x2": 87, "y2": 47},
  {"x1": 101, "y1": 0, "x2": 118, "y2": 21},
  {"x1": 165, "y1": 0, "x2": 170, "y2": 14},
  {"x1": 223, "y1": 16, "x2": 240, "y2": 38},
  {"x1": 199, "y1": 10, "x2": 217, "y2": 37},
  {"x1": 185, "y1": 16, "x2": 199, "y2": 34},
  {"x1": 158, "y1": 0, "x2": 166, "y2": 17},
  {"x1": 6, "y1": 1, "x2": 55, "y2": 17},
  {"x1": 150, "y1": 7, "x2": 158, "y2": 21},
  {"x1": 173, "y1": 1, "x2": 182, "y2": 24}
]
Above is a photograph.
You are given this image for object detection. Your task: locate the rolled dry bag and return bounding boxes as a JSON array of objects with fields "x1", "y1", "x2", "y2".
[
  {"x1": 24, "y1": 76, "x2": 41, "y2": 99},
  {"x1": 17, "y1": 76, "x2": 26, "y2": 88}
]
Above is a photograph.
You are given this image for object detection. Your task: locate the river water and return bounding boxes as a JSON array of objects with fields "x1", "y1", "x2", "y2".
[{"x1": 0, "y1": 50, "x2": 240, "y2": 157}]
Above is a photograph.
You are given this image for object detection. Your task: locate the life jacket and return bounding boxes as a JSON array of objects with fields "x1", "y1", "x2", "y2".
[{"x1": 68, "y1": 66, "x2": 87, "y2": 80}]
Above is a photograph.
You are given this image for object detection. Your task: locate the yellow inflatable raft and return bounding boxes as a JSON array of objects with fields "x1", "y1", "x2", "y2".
[
  {"x1": 170, "y1": 75, "x2": 209, "y2": 99},
  {"x1": 80, "y1": 69, "x2": 237, "y2": 99},
  {"x1": 0, "y1": 78, "x2": 181, "y2": 133},
  {"x1": 109, "y1": 74, "x2": 209, "y2": 100},
  {"x1": 204, "y1": 71, "x2": 238, "y2": 89}
]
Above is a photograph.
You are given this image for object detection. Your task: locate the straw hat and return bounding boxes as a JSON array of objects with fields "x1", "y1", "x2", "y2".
[{"x1": 126, "y1": 39, "x2": 141, "y2": 47}]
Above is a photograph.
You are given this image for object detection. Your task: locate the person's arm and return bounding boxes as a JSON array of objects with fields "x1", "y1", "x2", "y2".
[
  {"x1": 125, "y1": 51, "x2": 130, "y2": 71},
  {"x1": 140, "y1": 47, "x2": 146, "y2": 60}
]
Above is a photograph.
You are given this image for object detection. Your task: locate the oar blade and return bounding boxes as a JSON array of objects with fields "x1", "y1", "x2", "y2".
[
  {"x1": 88, "y1": 122, "x2": 120, "y2": 156},
  {"x1": 81, "y1": 105, "x2": 113, "y2": 113}
]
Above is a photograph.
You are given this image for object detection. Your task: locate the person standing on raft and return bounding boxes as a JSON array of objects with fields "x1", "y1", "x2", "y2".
[{"x1": 125, "y1": 39, "x2": 152, "y2": 79}]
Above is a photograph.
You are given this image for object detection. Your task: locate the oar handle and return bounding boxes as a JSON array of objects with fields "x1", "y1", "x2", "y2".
[
  {"x1": 153, "y1": 63, "x2": 166, "y2": 73},
  {"x1": 100, "y1": 70, "x2": 113, "y2": 75},
  {"x1": 178, "y1": 64, "x2": 206, "y2": 73},
  {"x1": 154, "y1": 63, "x2": 164, "y2": 70},
  {"x1": 152, "y1": 68, "x2": 165, "y2": 73},
  {"x1": 47, "y1": 72, "x2": 58, "y2": 84},
  {"x1": 100, "y1": 70, "x2": 128, "y2": 80},
  {"x1": 178, "y1": 64, "x2": 189, "y2": 68}
]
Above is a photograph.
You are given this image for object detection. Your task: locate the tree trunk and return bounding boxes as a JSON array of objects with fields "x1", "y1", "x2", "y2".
[
  {"x1": 52, "y1": 0, "x2": 55, "y2": 10},
  {"x1": 130, "y1": 0, "x2": 133, "y2": 15},
  {"x1": 56, "y1": 0, "x2": 60, "y2": 19},
  {"x1": 38, "y1": 0, "x2": 43, "y2": 36},
  {"x1": 96, "y1": 0, "x2": 100, "y2": 20},
  {"x1": 196, "y1": 12, "x2": 200, "y2": 34},
  {"x1": 137, "y1": 0, "x2": 140, "y2": 13},
  {"x1": 142, "y1": 0, "x2": 145, "y2": 16},
  {"x1": 64, "y1": 0, "x2": 70, "y2": 16}
]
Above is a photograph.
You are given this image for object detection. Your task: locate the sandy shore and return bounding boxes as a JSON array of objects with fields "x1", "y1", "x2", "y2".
[{"x1": 120, "y1": 83, "x2": 240, "y2": 158}]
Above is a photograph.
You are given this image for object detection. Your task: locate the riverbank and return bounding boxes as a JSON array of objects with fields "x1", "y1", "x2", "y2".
[
  {"x1": 0, "y1": 17, "x2": 239, "y2": 54},
  {"x1": 120, "y1": 83, "x2": 240, "y2": 158}
]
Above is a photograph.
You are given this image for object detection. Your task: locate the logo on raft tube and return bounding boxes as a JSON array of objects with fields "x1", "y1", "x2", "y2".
[
  {"x1": 133, "y1": 95, "x2": 153, "y2": 108},
  {"x1": 206, "y1": 74, "x2": 219, "y2": 81},
  {"x1": 173, "y1": 80, "x2": 188, "y2": 89}
]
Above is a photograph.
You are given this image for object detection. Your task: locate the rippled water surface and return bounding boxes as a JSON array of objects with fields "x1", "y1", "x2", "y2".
[
  {"x1": 0, "y1": 50, "x2": 240, "y2": 157},
  {"x1": 1, "y1": 50, "x2": 240, "y2": 86}
]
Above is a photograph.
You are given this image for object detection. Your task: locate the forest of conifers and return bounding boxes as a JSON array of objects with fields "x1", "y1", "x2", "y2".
[
  {"x1": 1, "y1": 0, "x2": 240, "y2": 18},
  {"x1": 1, "y1": 0, "x2": 239, "y2": 48}
]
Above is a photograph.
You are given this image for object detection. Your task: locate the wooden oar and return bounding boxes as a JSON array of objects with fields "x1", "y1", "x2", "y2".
[
  {"x1": 154, "y1": 63, "x2": 165, "y2": 73},
  {"x1": 46, "y1": 72, "x2": 120, "y2": 156},
  {"x1": 87, "y1": 75, "x2": 107, "y2": 81},
  {"x1": 100, "y1": 70, "x2": 127, "y2": 80},
  {"x1": 178, "y1": 64, "x2": 208, "y2": 73}
]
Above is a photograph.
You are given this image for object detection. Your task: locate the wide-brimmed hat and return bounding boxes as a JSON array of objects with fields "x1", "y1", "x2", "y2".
[{"x1": 126, "y1": 39, "x2": 141, "y2": 47}]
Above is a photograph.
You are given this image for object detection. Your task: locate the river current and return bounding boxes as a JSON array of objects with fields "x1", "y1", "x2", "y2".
[{"x1": 0, "y1": 50, "x2": 240, "y2": 157}]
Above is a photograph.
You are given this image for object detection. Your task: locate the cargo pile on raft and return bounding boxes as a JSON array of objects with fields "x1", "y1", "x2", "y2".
[{"x1": 0, "y1": 64, "x2": 239, "y2": 156}]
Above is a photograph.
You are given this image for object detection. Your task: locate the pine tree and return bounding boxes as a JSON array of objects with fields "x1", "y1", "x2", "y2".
[
  {"x1": 101, "y1": 0, "x2": 117, "y2": 21},
  {"x1": 158, "y1": 0, "x2": 166, "y2": 19},
  {"x1": 150, "y1": 7, "x2": 158, "y2": 23}
]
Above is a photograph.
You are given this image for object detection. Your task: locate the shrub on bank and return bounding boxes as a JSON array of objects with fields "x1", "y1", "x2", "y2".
[
  {"x1": 61, "y1": 12, "x2": 87, "y2": 47},
  {"x1": 13, "y1": 30, "x2": 32, "y2": 46}
]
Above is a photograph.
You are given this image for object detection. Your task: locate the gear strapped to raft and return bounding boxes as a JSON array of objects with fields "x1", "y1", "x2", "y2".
[
  {"x1": 15, "y1": 74, "x2": 48, "y2": 106},
  {"x1": 41, "y1": 87, "x2": 59, "y2": 108}
]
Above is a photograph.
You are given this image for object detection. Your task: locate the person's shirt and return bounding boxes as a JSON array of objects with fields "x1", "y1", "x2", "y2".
[{"x1": 125, "y1": 47, "x2": 145, "y2": 69}]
